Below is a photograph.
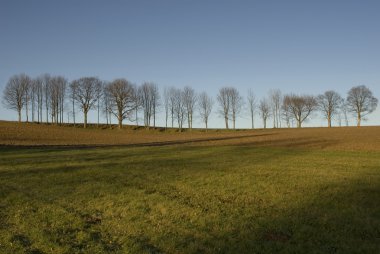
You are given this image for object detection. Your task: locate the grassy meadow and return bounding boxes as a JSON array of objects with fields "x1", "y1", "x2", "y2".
[{"x1": 0, "y1": 122, "x2": 379, "y2": 253}]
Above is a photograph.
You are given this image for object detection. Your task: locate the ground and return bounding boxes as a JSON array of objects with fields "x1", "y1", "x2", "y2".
[{"x1": 0, "y1": 121, "x2": 379, "y2": 253}]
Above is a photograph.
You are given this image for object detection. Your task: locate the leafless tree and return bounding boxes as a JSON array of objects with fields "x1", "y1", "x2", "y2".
[
  {"x1": 96, "y1": 82, "x2": 104, "y2": 127},
  {"x1": 173, "y1": 88, "x2": 186, "y2": 130},
  {"x1": 283, "y1": 94, "x2": 317, "y2": 128},
  {"x1": 101, "y1": 82, "x2": 112, "y2": 126},
  {"x1": 58, "y1": 77, "x2": 67, "y2": 124},
  {"x1": 30, "y1": 79, "x2": 37, "y2": 122},
  {"x1": 132, "y1": 84, "x2": 141, "y2": 127},
  {"x1": 340, "y1": 99, "x2": 349, "y2": 126},
  {"x1": 21, "y1": 75, "x2": 32, "y2": 122},
  {"x1": 183, "y1": 86, "x2": 197, "y2": 130},
  {"x1": 2, "y1": 74, "x2": 30, "y2": 122},
  {"x1": 42, "y1": 74, "x2": 51, "y2": 123},
  {"x1": 247, "y1": 89, "x2": 256, "y2": 129},
  {"x1": 317, "y1": 90, "x2": 343, "y2": 127},
  {"x1": 281, "y1": 103, "x2": 293, "y2": 128},
  {"x1": 230, "y1": 87, "x2": 243, "y2": 129},
  {"x1": 151, "y1": 84, "x2": 160, "y2": 128},
  {"x1": 217, "y1": 87, "x2": 231, "y2": 129},
  {"x1": 33, "y1": 77, "x2": 44, "y2": 123},
  {"x1": 198, "y1": 91, "x2": 213, "y2": 130},
  {"x1": 269, "y1": 89, "x2": 282, "y2": 128},
  {"x1": 71, "y1": 77, "x2": 102, "y2": 128},
  {"x1": 163, "y1": 87, "x2": 170, "y2": 129},
  {"x1": 106, "y1": 79, "x2": 136, "y2": 129},
  {"x1": 168, "y1": 87, "x2": 177, "y2": 128},
  {"x1": 139, "y1": 82, "x2": 155, "y2": 128},
  {"x1": 69, "y1": 81, "x2": 77, "y2": 126},
  {"x1": 49, "y1": 76, "x2": 67, "y2": 124},
  {"x1": 346, "y1": 85, "x2": 378, "y2": 127},
  {"x1": 259, "y1": 98, "x2": 271, "y2": 129}
]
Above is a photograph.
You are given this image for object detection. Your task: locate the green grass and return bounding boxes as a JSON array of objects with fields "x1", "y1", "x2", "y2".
[{"x1": 0, "y1": 145, "x2": 379, "y2": 253}]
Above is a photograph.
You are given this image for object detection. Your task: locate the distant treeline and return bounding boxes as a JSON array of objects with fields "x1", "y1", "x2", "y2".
[{"x1": 1, "y1": 74, "x2": 378, "y2": 129}]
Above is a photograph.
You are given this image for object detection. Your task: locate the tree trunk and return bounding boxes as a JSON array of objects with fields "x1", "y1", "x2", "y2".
[
  {"x1": 328, "y1": 112, "x2": 331, "y2": 128},
  {"x1": 233, "y1": 112, "x2": 236, "y2": 129},
  {"x1": 225, "y1": 116, "x2": 229, "y2": 129},
  {"x1": 165, "y1": 112, "x2": 168, "y2": 129},
  {"x1": 357, "y1": 112, "x2": 361, "y2": 127},
  {"x1": 97, "y1": 101, "x2": 100, "y2": 127},
  {"x1": 153, "y1": 108, "x2": 156, "y2": 128},
  {"x1": 18, "y1": 110, "x2": 21, "y2": 123},
  {"x1": 32, "y1": 100, "x2": 35, "y2": 122},
  {"x1": 46, "y1": 104, "x2": 49, "y2": 123},
  {"x1": 118, "y1": 118, "x2": 122, "y2": 129},
  {"x1": 171, "y1": 111, "x2": 174, "y2": 128},
  {"x1": 25, "y1": 100, "x2": 29, "y2": 122},
  {"x1": 73, "y1": 100, "x2": 75, "y2": 126},
  {"x1": 251, "y1": 112, "x2": 254, "y2": 129},
  {"x1": 84, "y1": 112, "x2": 87, "y2": 128},
  {"x1": 135, "y1": 108, "x2": 138, "y2": 127}
]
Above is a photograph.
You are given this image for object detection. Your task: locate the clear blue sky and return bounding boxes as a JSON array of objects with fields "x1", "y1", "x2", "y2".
[{"x1": 1, "y1": 0, "x2": 379, "y2": 128}]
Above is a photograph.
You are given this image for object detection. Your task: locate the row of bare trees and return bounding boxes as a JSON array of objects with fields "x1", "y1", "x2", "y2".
[
  {"x1": 2, "y1": 73, "x2": 378, "y2": 128},
  {"x1": 2, "y1": 74, "x2": 67, "y2": 124}
]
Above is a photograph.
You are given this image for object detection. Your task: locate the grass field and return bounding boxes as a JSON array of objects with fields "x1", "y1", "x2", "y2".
[{"x1": 0, "y1": 122, "x2": 379, "y2": 253}]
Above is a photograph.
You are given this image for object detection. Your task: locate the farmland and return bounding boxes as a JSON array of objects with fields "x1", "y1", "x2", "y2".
[{"x1": 0, "y1": 121, "x2": 379, "y2": 253}]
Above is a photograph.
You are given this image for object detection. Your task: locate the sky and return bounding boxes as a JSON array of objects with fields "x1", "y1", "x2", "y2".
[{"x1": 1, "y1": 0, "x2": 379, "y2": 128}]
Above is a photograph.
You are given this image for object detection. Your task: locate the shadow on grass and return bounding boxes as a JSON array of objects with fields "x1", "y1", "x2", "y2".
[{"x1": 190, "y1": 177, "x2": 380, "y2": 253}]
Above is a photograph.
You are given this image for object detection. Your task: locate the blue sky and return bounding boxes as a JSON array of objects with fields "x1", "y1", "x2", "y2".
[{"x1": 1, "y1": 0, "x2": 379, "y2": 128}]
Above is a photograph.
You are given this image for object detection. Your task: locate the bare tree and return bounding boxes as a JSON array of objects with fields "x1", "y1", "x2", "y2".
[
  {"x1": 163, "y1": 87, "x2": 170, "y2": 129},
  {"x1": 2, "y1": 74, "x2": 30, "y2": 122},
  {"x1": 269, "y1": 89, "x2": 282, "y2": 128},
  {"x1": 101, "y1": 82, "x2": 112, "y2": 126},
  {"x1": 139, "y1": 83, "x2": 152, "y2": 128},
  {"x1": 69, "y1": 81, "x2": 77, "y2": 126},
  {"x1": 346, "y1": 85, "x2": 378, "y2": 127},
  {"x1": 217, "y1": 87, "x2": 231, "y2": 129},
  {"x1": 259, "y1": 98, "x2": 271, "y2": 129},
  {"x1": 23, "y1": 75, "x2": 31, "y2": 122},
  {"x1": 183, "y1": 86, "x2": 197, "y2": 130},
  {"x1": 151, "y1": 84, "x2": 160, "y2": 128},
  {"x1": 247, "y1": 89, "x2": 256, "y2": 129},
  {"x1": 317, "y1": 90, "x2": 343, "y2": 128},
  {"x1": 106, "y1": 79, "x2": 136, "y2": 129},
  {"x1": 283, "y1": 94, "x2": 317, "y2": 128},
  {"x1": 132, "y1": 84, "x2": 141, "y2": 127},
  {"x1": 43, "y1": 74, "x2": 51, "y2": 123},
  {"x1": 58, "y1": 77, "x2": 67, "y2": 124},
  {"x1": 173, "y1": 88, "x2": 186, "y2": 130},
  {"x1": 49, "y1": 76, "x2": 67, "y2": 124},
  {"x1": 198, "y1": 91, "x2": 213, "y2": 130},
  {"x1": 168, "y1": 87, "x2": 177, "y2": 128},
  {"x1": 341, "y1": 99, "x2": 349, "y2": 126},
  {"x1": 230, "y1": 88, "x2": 243, "y2": 129},
  {"x1": 71, "y1": 77, "x2": 102, "y2": 128},
  {"x1": 34, "y1": 77, "x2": 44, "y2": 123},
  {"x1": 30, "y1": 79, "x2": 37, "y2": 122},
  {"x1": 282, "y1": 105, "x2": 292, "y2": 128}
]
